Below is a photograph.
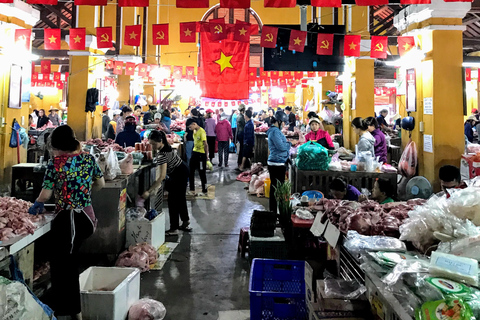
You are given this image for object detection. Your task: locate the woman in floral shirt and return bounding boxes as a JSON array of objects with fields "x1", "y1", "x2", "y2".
[{"x1": 29, "y1": 125, "x2": 104, "y2": 320}]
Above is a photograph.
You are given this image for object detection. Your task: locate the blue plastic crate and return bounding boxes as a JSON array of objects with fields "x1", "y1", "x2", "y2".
[{"x1": 249, "y1": 259, "x2": 307, "y2": 320}]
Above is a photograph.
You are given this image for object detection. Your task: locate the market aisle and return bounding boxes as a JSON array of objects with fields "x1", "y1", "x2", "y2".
[{"x1": 141, "y1": 156, "x2": 268, "y2": 320}]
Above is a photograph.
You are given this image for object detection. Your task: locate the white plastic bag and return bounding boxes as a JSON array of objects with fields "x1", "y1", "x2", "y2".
[
  {"x1": 128, "y1": 298, "x2": 166, "y2": 320},
  {"x1": 104, "y1": 148, "x2": 121, "y2": 181},
  {"x1": 398, "y1": 140, "x2": 417, "y2": 178}
]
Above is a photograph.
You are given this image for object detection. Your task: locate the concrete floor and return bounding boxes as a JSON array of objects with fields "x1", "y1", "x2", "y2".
[{"x1": 141, "y1": 155, "x2": 268, "y2": 320}]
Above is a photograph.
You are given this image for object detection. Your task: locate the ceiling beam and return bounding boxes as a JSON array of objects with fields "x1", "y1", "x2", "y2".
[{"x1": 43, "y1": 5, "x2": 72, "y2": 26}]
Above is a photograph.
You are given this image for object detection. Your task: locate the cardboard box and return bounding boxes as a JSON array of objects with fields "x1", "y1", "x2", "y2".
[
  {"x1": 126, "y1": 212, "x2": 165, "y2": 249},
  {"x1": 461, "y1": 154, "x2": 480, "y2": 180},
  {"x1": 316, "y1": 280, "x2": 370, "y2": 312}
]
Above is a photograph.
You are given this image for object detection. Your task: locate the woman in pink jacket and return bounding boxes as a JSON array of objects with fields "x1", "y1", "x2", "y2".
[
  {"x1": 304, "y1": 117, "x2": 334, "y2": 150},
  {"x1": 215, "y1": 114, "x2": 233, "y2": 167}
]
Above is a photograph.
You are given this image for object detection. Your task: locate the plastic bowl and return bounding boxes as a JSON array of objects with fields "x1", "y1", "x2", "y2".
[{"x1": 302, "y1": 190, "x2": 324, "y2": 200}]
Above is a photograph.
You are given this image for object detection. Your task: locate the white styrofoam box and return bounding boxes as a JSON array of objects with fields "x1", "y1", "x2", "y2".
[
  {"x1": 126, "y1": 212, "x2": 165, "y2": 249},
  {"x1": 79, "y1": 267, "x2": 140, "y2": 320},
  {"x1": 305, "y1": 261, "x2": 315, "y2": 304}
]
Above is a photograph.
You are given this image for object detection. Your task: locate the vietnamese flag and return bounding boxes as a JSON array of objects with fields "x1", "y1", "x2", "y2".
[
  {"x1": 220, "y1": 0, "x2": 250, "y2": 7},
  {"x1": 53, "y1": 72, "x2": 61, "y2": 81},
  {"x1": 249, "y1": 67, "x2": 257, "y2": 79},
  {"x1": 466, "y1": 68, "x2": 472, "y2": 81},
  {"x1": 294, "y1": 71, "x2": 303, "y2": 80},
  {"x1": 74, "y1": 0, "x2": 107, "y2": 4},
  {"x1": 444, "y1": 0, "x2": 472, "y2": 2},
  {"x1": 152, "y1": 24, "x2": 169, "y2": 46},
  {"x1": 209, "y1": 19, "x2": 226, "y2": 41},
  {"x1": 124, "y1": 25, "x2": 142, "y2": 46},
  {"x1": 118, "y1": 0, "x2": 149, "y2": 6},
  {"x1": 69, "y1": 28, "x2": 86, "y2": 50},
  {"x1": 32, "y1": 73, "x2": 39, "y2": 81},
  {"x1": 180, "y1": 22, "x2": 197, "y2": 43},
  {"x1": 355, "y1": 0, "x2": 388, "y2": 5},
  {"x1": 260, "y1": 26, "x2": 278, "y2": 48},
  {"x1": 41, "y1": 60, "x2": 51, "y2": 74},
  {"x1": 138, "y1": 64, "x2": 148, "y2": 77},
  {"x1": 312, "y1": 0, "x2": 341, "y2": 6},
  {"x1": 317, "y1": 33, "x2": 334, "y2": 56},
  {"x1": 370, "y1": 36, "x2": 388, "y2": 59},
  {"x1": 105, "y1": 59, "x2": 114, "y2": 70},
  {"x1": 344, "y1": 35, "x2": 361, "y2": 57},
  {"x1": 125, "y1": 62, "x2": 136, "y2": 76},
  {"x1": 271, "y1": 71, "x2": 279, "y2": 79},
  {"x1": 97, "y1": 27, "x2": 112, "y2": 49},
  {"x1": 176, "y1": 0, "x2": 209, "y2": 7},
  {"x1": 289, "y1": 30, "x2": 307, "y2": 53},
  {"x1": 173, "y1": 66, "x2": 183, "y2": 79},
  {"x1": 186, "y1": 66, "x2": 195, "y2": 80},
  {"x1": 198, "y1": 24, "x2": 249, "y2": 99},
  {"x1": 260, "y1": 69, "x2": 269, "y2": 79},
  {"x1": 56, "y1": 82, "x2": 64, "y2": 90},
  {"x1": 44, "y1": 29, "x2": 61, "y2": 50},
  {"x1": 0, "y1": 0, "x2": 13, "y2": 3},
  {"x1": 113, "y1": 61, "x2": 124, "y2": 75},
  {"x1": 265, "y1": 0, "x2": 296, "y2": 7},
  {"x1": 397, "y1": 36, "x2": 415, "y2": 56},
  {"x1": 27, "y1": 0, "x2": 58, "y2": 4},
  {"x1": 234, "y1": 21, "x2": 251, "y2": 43},
  {"x1": 15, "y1": 29, "x2": 32, "y2": 51}
]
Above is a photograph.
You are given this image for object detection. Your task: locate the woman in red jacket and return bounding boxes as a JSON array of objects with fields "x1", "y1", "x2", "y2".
[{"x1": 304, "y1": 117, "x2": 334, "y2": 150}]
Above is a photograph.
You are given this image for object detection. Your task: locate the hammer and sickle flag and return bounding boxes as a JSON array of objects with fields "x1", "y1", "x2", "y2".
[
  {"x1": 153, "y1": 24, "x2": 169, "y2": 46},
  {"x1": 316, "y1": 33, "x2": 334, "y2": 56},
  {"x1": 260, "y1": 26, "x2": 278, "y2": 49},
  {"x1": 96, "y1": 27, "x2": 112, "y2": 49},
  {"x1": 209, "y1": 18, "x2": 226, "y2": 41},
  {"x1": 370, "y1": 36, "x2": 388, "y2": 59}
]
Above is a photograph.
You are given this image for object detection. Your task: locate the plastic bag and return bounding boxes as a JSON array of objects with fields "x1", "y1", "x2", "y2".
[
  {"x1": 416, "y1": 297, "x2": 474, "y2": 320},
  {"x1": 9, "y1": 120, "x2": 22, "y2": 148},
  {"x1": 296, "y1": 141, "x2": 330, "y2": 171},
  {"x1": 126, "y1": 207, "x2": 148, "y2": 222},
  {"x1": 128, "y1": 298, "x2": 166, "y2": 320},
  {"x1": 319, "y1": 106, "x2": 335, "y2": 124},
  {"x1": 323, "y1": 279, "x2": 366, "y2": 300},
  {"x1": 445, "y1": 187, "x2": 480, "y2": 226},
  {"x1": 249, "y1": 175, "x2": 258, "y2": 194},
  {"x1": 119, "y1": 153, "x2": 134, "y2": 175},
  {"x1": 398, "y1": 140, "x2": 417, "y2": 178},
  {"x1": 381, "y1": 259, "x2": 430, "y2": 287},
  {"x1": 343, "y1": 231, "x2": 406, "y2": 254},
  {"x1": 115, "y1": 250, "x2": 150, "y2": 272},
  {"x1": 129, "y1": 243, "x2": 159, "y2": 265},
  {"x1": 104, "y1": 148, "x2": 121, "y2": 181},
  {"x1": 295, "y1": 208, "x2": 314, "y2": 220},
  {"x1": 437, "y1": 234, "x2": 480, "y2": 261},
  {"x1": 429, "y1": 252, "x2": 478, "y2": 287}
]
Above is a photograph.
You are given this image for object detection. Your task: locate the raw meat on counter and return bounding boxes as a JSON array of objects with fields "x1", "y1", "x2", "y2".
[
  {"x1": 0, "y1": 197, "x2": 42, "y2": 241},
  {"x1": 128, "y1": 299, "x2": 166, "y2": 320},
  {"x1": 236, "y1": 163, "x2": 265, "y2": 183},
  {"x1": 255, "y1": 124, "x2": 269, "y2": 133},
  {"x1": 84, "y1": 138, "x2": 125, "y2": 153},
  {"x1": 170, "y1": 119, "x2": 186, "y2": 132}
]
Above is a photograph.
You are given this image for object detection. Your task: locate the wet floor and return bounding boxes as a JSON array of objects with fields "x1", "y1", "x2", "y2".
[{"x1": 141, "y1": 155, "x2": 268, "y2": 320}]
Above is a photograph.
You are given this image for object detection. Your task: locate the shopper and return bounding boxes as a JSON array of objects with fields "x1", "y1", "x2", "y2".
[
  {"x1": 161, "y1": 110, "x2": 172, "y2": 134},
  {"x1": 106, "y1": 110, "x2": 121, "y2": 140},
  {"x1": 184, "y1": 109, "x2": 201, "y2": 165},
  {"x1": 28, "y1": 125, "x2": 105, "y2": 319},
  {"x1": 263, "y1": 108, "x2": 274, "y2": 127},
  {"x1": 352, "y1": 117, "x2": 375, "y2": 158},
  {"x1": 143, "y1": 131, "x2": 191, "y2": 235},
  {"x1": 37, "y1": 109, "x2": 49, "y2": 129},
  {"x1": 285, "y1": 106, "x2": 296, "y2": 131},
  {"x1": 239, "y1": 109, "x2": 254, "y2": 171},
  {"x1": 116, "y1": 105, "x2": 133, "y2": 135},
  {"x1": 236, "y1": 104, "x2": 246, "y2": 167},
  {"x1": 49, "y1": 108, "x2": 62, "y2": 127},
  {"x1": 219, "y1": 108, "x2": 227, "y2": 120},
  {"x1": 439, "y1": 165, "x2": 467, "y2": 198},
  {"x1": 465, "y1": 115, "x2": 476, "y2": 143},
  {"x1": 205, "y1": 109, "x2": 217, "y2": 163},
  {"x1": 267, "y1": 110, "x2": 291, "y2": 214},
  {"x1": 365, "y1": 117, "x2": 388, "y2": 163},
  {"x1": 115, "y1": 116, "x2": 141, "y2": 148},
  {"x1": 29, "y1": 115, "x2": 36, "y2": 130},
  {"x1": 329, "y1": 177, "x2": 361, "y2": 201},
  {"x1": 101, "y1": 106, "x2": 110, "y2": 137},
  {"x1": 215, "y1": 114, "x2": 233, "y2": 167},
  {"x1": 133, "y1": 105, "x2": 143, "y2": 123},
  {"x1": 377, "y1": 109, "x2": 389, "y2": 129},
  {"x1": 231, "y1": 110, "x2": 238, "y2": 144},
  {"x1": 143, "y1": 105, "x2": 157, "y2": 125},
  {"x1": 359, "y1": 179, "x2": 395, "y2": 204},
  {"x1": 188, "y1": 120, "x2": 208, "y2": 196},
  {"x1": 305, "y1": 117, "x2": 334, "y2": 149}
]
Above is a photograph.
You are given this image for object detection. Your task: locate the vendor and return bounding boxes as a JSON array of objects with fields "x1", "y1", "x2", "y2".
[
  {"x1": 365, "y1": 117, "x2": 387, "y2": 163},
  {"x1": 28, "y1": 125, "x2": 105, "y2": 319},
  {"x1": 305, "y1": 117, "x2": 334, "y2": 150},
  {"x1": 267, "y1": 110, "x2": 291, "y2": 214},
  {"x1": 133, "y1": 105, "x2": 143, "y2": 124},
  {"x1": 359, "y1": 179, "x2": 395, "y2": 204},
  {"x1": 352, "y1": 117, "x2": 375, "y2": 157},
  {"x1": 377, "y1": 109, "x2": 389, "y2": 129},
  {"x1": 37, "y1": 109, "x2": 49, "y2": 129},
  {"x1": 115, "y1": 116, "x2": 141, "y2": 147},
  {"x1": 439, "y1": 165, "x2": 467, "y2": 198},
  {"x1": 101, "y1": 106, "x2": 110, "y2": 138},
  {"x1": 106, "y1": 110, "x2": 121, "y2": 140},
  {"x1": 329, "y1": 177, "x2": 361, "y2": 201},
  {"x1": 143, "y1": 105, "x2": 157, "y2": 125},
  {"x1": 29, "y1": 115, "x2": 36, "y2": 130},
  {"x1": 465, "y1": 115, "x2": 476, "y2": 143},
  {"x1": 161, "y1": 110, "x2": 172, "y2": 134},
  {"x1": 285, "y1": 106, "x2": 296, "y2": 131},
  {"x1": 263, "y1": 108, "x2": 274, "y2": 127},
  {"x1": 116, "y1": 105, "x2": 133, "y2": 135},
  {"x1": 142, "y1": 131, "x2": 191, "y2": 235},
  {"x1": 49, "y1": 108, "x2": 62, "y2": 126}
]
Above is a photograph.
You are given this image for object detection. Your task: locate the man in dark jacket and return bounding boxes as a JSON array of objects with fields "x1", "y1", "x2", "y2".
[
  {"x1": 236, "y1": 104, "x2": 246, "y2": 168},
  {"x1": 239, "y1": 110, "x2": 254, "y2": 171},
  {"x1": 285, "y1": 106, "x2": 296, "y2": 131},
  {"x1": 143, "y1": 105, "x2": 157, "y2": 125},
  {"x1": 115, "y1": 116, "x2": 141, "y2": 147},
  {"x1": 102, "y1": 106, "x2": 110, "y2": 138}
]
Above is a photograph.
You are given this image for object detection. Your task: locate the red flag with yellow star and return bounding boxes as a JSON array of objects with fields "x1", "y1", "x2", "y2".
[
  {"x1": 176, "y1": 0, "x2": 209, "y2": 7},
  {"x1": 198, "y1": 24, "x2": 249, "y2": 99},
  {"x1": 125, "y1": 62, "x2": 136, "y2": 76},
  {"x1": 312, "y1": 0, "x2": 341, "y2": 7},
  {"x1": 75, "y1": 0, "x2": 107, "y2": 4},
  {"x1": 186, "y1": 66, "x2": 195, "y2": 80},
  {"x1": 173, "y1": 66, "x2": 184, "y2": 79},
  {"x1": 289, "y1": 30, "x2": 307, "y2": 53},
  {"x1": 44, "y1": 29, "x2": 61, "y2": 50},
  {"x1": 220, "y1": 0, "x2": 250, "y2": 8},
  {"x1": 355, "y1": 0, "x2": 388, "y2": 5},
  {"x1": 69, "y1": 28, "x2": 86, "y2": 50},
  {"x1": 265, "y1": 0, "x2": 295, "y2": 7},
  {"x1": 370, "y1": 36, "x2": 388, "y2": 59},
  {"x1": 234, "y1": 21, "x2": 251, "y2": 43},
  {"x1": 105, "y1": 59, "x2": 114, "y2": 70},
  {"x1": 27, "y1": 0, "x2": 57, "y2": 4},
  {"x1": 180, "y1": 22, "x2": 197, "y2": 43},
  {"x1": 397, "y1": 36, "x2": 415, "y2": 56},
  {"x1": 41, "y1": 60, "x2": 51, "y2": 74},
  {"x1": 124, "y1": 25, "x2": 142, "y2": 46},
  {"x1": 97, "y1": 27, "x2": 112, "y2": 49},
  {"x1": 344, "y1": 35, "x2": 361, "y2": 57},
  {"x1": 119, "y1": 0, "x2": 148, "y2": 6}
]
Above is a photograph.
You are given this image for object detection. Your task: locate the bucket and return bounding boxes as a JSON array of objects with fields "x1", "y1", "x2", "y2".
[{"x1": 264, "y1": 178, "x2": 271, "y2": 198}]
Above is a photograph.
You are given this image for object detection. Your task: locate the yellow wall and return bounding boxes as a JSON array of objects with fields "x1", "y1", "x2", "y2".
[{"x1": 29, "y1": 90, "x2": 63, "y2": 111}]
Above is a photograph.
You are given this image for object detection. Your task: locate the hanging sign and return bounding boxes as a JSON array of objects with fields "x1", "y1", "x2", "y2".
[
  {"x1": 424, "y1": 97, "x2": 433, "y2": 115},
  {"x1": 406, "y1": 69, "x2": 416, "y2": 112}
]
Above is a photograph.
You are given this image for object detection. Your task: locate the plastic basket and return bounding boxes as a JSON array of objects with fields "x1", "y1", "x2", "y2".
[
  {"x1": 250, "y1": 210, "x2": 276, "y2": 238},
  {"x1": 249, "y1": 259, "x2": 307, "y2": 320}
]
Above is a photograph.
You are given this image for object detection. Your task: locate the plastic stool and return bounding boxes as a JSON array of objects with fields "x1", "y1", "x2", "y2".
[{"x1": 238, "y1": 227, "x2": 250, "y2": 258}]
